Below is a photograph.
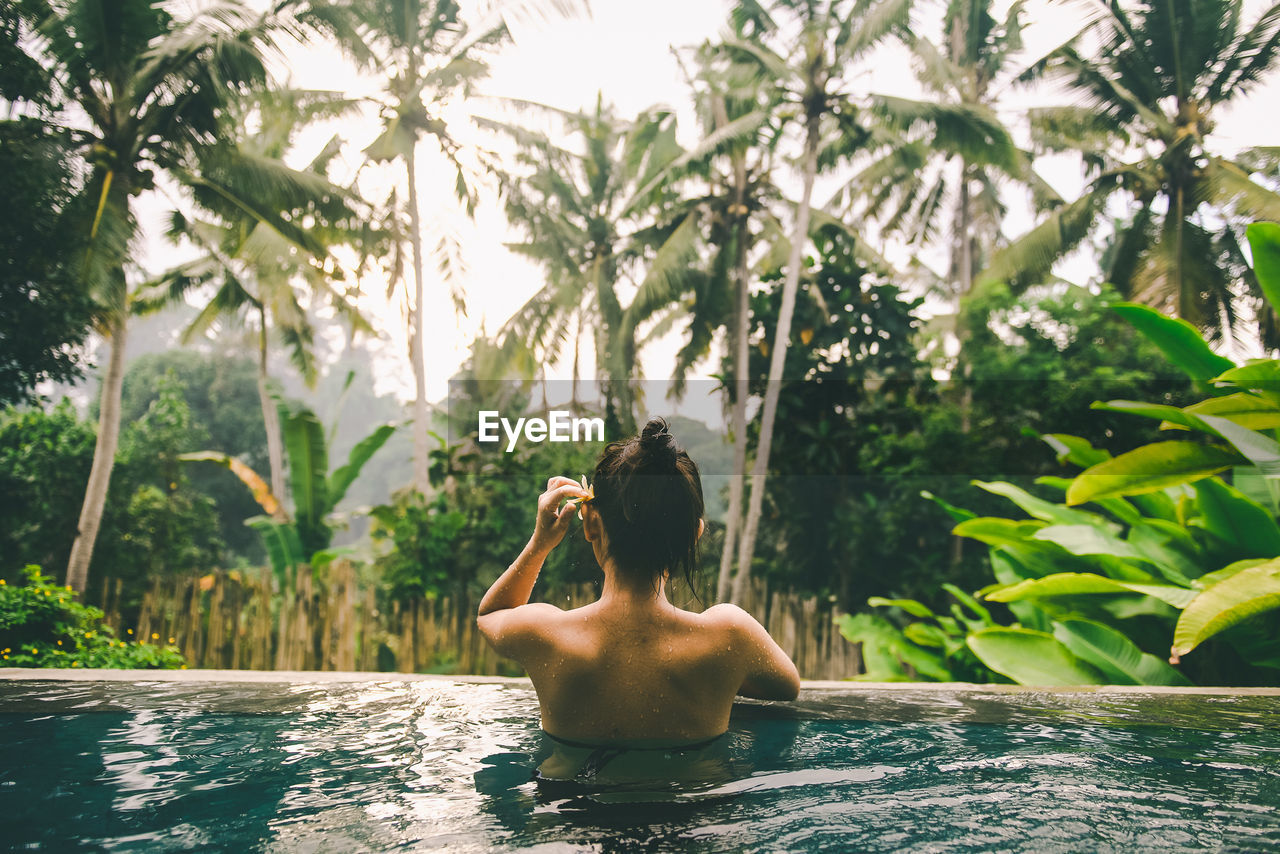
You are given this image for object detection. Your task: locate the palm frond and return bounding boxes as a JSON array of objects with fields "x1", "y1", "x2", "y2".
[
  {"x1": 974, "y1": 179, "x2": 1113, "y2": 297},
  {"x1": 1204, "y1": 155, "x2": 1280, "y2": 222},
  {"x1": 624, "y1": 208, "x2": 705, "y2": 330},
  {"x1": 872, "y1": 95, "x2": 1019, "y2": 172}
]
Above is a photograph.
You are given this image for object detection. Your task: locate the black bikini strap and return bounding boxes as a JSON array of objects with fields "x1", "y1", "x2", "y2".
[{"x1": 543, "y1": 731, "x2": 726, "y2": 751}]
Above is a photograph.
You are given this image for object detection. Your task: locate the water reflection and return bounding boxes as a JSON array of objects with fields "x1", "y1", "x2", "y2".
[{"x1": 1, "y1": 680, "x2": 1278, "y2": 852}]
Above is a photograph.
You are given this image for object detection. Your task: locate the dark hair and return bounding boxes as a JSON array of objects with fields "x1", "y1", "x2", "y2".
[{"x1": 590, "y1": 416, "x2": 704, "y2": 596}]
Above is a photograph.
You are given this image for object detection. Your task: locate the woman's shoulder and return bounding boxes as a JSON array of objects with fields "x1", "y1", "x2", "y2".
[
  {"x1": 697, "y1": 602, "x2": 756, "y2": 627},
  {"x1": 695, "y1": 603, "x2": 776, "y2": 647}
]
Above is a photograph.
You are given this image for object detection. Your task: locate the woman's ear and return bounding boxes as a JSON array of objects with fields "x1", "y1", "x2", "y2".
[
  {"x1": 582, "y1": 505, "x2": 600, "y2": 543},
  {"x1": 697, "y1": 518, "x2": 705, "y2": 540}
]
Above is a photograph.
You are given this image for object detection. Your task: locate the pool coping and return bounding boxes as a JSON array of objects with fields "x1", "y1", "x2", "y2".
[{"x1": 3, "y1": 668, "x2": 1279, "y2": 696}]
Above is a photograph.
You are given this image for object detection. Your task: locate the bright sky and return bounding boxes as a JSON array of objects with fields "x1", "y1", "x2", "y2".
[{"x1": 136, "y1": 0, "x2": 1280, "y2": 408}]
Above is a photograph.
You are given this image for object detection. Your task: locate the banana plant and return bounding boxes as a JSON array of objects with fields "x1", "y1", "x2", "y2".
[{"x1": 183, "y1": 401, "x2": 395, "y2": 585}]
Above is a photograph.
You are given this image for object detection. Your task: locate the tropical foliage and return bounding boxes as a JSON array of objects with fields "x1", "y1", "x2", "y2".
[
  {"x1": 0, "y1": 566, "x2": 185, "y2": 669},
  {"x1": 342, "y1": 0, "x2": 510, "y2": 494},
  {"x1": 844, "y1": 223, "x2": 1280, "y2": 686},
  {"x1": 982, "y1": 0, "x2": 1280, "y2": 345},
  {"x1": 0, "y1": 116, "x2": 94, "y2": 404},
  {"x1": 1, "y1": 377, "x2": 224, "y2": 607},
  {"x1": 184, "y1": 399, "x2": 396, "y2": 583},
  {"x1": 490, "y1": 96, "x2": 692, "y2": 435},
  {"x1": 147, "y1": 87, "x2": 372, "y2": 503}
]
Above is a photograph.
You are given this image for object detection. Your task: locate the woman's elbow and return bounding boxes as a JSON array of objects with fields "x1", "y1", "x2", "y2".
[
  {"x1": 778, "y1": 666, "x2": 801, "y2": 700},
  {"x1": 740, "y1": 669, "x2": 800, "y2": 701}
]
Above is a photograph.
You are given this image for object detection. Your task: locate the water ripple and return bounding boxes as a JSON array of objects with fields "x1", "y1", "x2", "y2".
[{"x1": 1, "y1": 681, "x2": 1278, "y2": 851}]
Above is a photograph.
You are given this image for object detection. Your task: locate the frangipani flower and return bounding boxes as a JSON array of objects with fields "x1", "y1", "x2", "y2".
[{"x1": 565, "y1": 474, "x2": 594, "y2": 519}]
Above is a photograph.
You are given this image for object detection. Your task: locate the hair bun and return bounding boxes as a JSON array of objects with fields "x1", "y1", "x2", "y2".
[{"x1": 639, "y1": 416, "x2": 678, "y2": 461}]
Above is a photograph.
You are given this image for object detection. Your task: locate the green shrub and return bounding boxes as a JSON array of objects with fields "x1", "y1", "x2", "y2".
[{"x1": 0, "y1": 566, "x2": 185, "y2": 669}]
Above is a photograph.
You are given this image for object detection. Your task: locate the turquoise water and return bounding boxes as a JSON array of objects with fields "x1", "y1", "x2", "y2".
[{"x1": 1, "y1": 679, "x2": 1278, "y2": 851}]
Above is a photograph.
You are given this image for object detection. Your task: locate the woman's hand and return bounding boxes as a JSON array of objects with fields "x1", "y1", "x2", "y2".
[{"x1": 530, "y1": 476, "x2": 590, "y2": 553}]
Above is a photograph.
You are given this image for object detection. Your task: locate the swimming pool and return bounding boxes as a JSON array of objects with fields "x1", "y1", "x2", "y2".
[{"x1": 2, "y1": 671, "x2": 1278, "y2": 851}]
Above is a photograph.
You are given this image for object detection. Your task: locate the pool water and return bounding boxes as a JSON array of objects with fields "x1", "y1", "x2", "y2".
[{"x1": 1, "y1": 677, "x2": 1278, "y2": 852}]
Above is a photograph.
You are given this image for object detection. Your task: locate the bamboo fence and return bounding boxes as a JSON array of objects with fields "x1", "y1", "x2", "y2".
[{"x1": 106, "y1": 564, "x2": 862, "y2": 680}]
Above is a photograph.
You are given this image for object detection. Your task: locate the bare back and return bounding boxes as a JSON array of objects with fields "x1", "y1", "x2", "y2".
[
  {"x1": 475, "y1": 469, "x2": 799, "y2": 745},
  {"x1": 480, "y1": 599, "x2": 799, "y2": 743}
]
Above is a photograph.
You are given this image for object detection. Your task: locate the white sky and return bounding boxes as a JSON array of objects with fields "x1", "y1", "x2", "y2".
[{"x1": 134, "y1": 0, "x2": 1280, "y2": 409}]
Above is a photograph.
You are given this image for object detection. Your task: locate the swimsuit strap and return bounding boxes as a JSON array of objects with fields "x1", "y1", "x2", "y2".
[{"x1": 542, "y1": 731, "x2": 727, "y2": 752}]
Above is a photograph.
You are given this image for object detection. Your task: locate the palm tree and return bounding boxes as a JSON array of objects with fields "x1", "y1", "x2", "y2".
[
  {"x1": 487, "y1": 96, "x2": 695, "y2": 435},
  {"x1": 839, "y1": 0, "x2": 1040, "y2": 322},
  {"x1": 338, "y1": 0, "x2": 509, "y2": 495},
  {"x1": 719, "y1": 0, "x2": 913, "y2": 604},
  {"x1": 983, "y1": 0, "x2": 1280, "y2": 345},
  {"x1": 146, "y1": 88, "x2": 372, "y2": 505},
  {"x1": 650, "y1": 38, "x2": 793, "y2": 603},
  {"x1": 8, "y1": 0, "x2": 312, "y2": 593}
]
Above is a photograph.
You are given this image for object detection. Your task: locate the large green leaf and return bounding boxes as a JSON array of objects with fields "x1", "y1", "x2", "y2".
[
  {"x1": 941, "y1": 583, "x2": 995, "y2": 629},
  {"x1": 1090, "y1": 400, "x2": 1216, "y2": 434},
  {"x1": 329, "y1": 423, "x2": 397, "y2": 508},
  {"x1": 1195, "y1": 558, "x2": 1273, "y2": 589},
  {"x1": 868, "y1": 597, "x2": 937, "y2": 620},
  {"x1": 246, "y1": 516, "x2": 304, "y2": 583},
  {"x1": 1130, "y1": 490, "x2": 1179, "y2": 522},
  {"x1": 1053, "y1": 619, "x2": 1191, "y2": 686},
  {"x1": 966, "y1": 628, "x2": 1105, "y2": 686},
  {"x1": 1066, "y1": 442, "x2": 1243, "y2": 505},
  {"x1": 973, "y1": 480, "x2": 1117, "y2": 531},
  {"x1": 999, "y1": 539, "x2": 1098, "y2": 580},
  {"x1": 920, "y1": 490, "x2": 977, "y2": 523},
  {"x1": 281, "y1": 405, "x2": 329, "y2": 555},
  {"x1": 1213, "y1": 362, "x2": 1280, "y2": 408},
  {"x1": 1040, "y1": 478, "x2": 1145, "y2": 524},
  {"x1": 1041, "y1": 433, "x2": 1111, "y2": 468},
  {"x1": 1246, "y1": 222, "x2": 1280, "y2": 316},
  {"x1": 1033, "y1": 524, "x2": 1149, "y2": 563},
  {"x1": 836, "y1": 613, "x2": 952, "y2": 681},
  {"x1": 1028, "y1": 525, "x2": 1166, "y2": 583},
  {"x1": 989, "y1": 551, "x2": 1053, "y2": 631},
  {"x1": 1183, "y1": 393, "x2": 1280, "y2": 431},
  {"x1": 1196, "y1": 414, "x2": 1280, "y2": 471},
  {"x1": 1172, "y1": 558, "x2": 1280, "y2": 658},
  {"x1": 1126, "y1": 520, "x2": 1202, "y2": 584},
  {"x1": 1111, "y1": 303, "x2": 1236, "y2": 383},
  {"x1": 1192, "y1": 478, "x2": 1280, "y2": 559},
  {"x1": 984, "y1": 572, "x2": 1196, "y2": 609},
  {"x1": 180, "y1": 451, "x2": 282, "y2": 519},
  {"x1": 952, "y1": 517, "x2": 1045, "y2": 546}
]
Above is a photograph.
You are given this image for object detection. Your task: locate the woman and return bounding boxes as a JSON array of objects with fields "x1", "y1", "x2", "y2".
[{"x1": 477, "y1": 418, "x2": 799, "y2": 786}]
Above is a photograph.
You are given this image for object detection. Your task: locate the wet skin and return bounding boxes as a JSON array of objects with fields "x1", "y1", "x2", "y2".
[{"x1": 477, "y1": 476, "x2": 800, "y2": 744}]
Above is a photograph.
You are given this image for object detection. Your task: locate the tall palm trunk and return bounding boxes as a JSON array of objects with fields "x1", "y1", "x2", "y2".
[
  {"x1": 717, "y1": 172, "x2": 751, "y2": 603},
  {"x1": 951, "y1": 160, "x2": 975, "y2": 570},
  {"x1": 65, "y1": 314, "x2": 129, "y2": 593},
  {"x1": 257, "y1": 306, "x2": 287, "y2": 503},
  {"x1": 732, "y1": 114, "x2": 821, "y2": 604},
  {"x1": 406, "y1": 143, "x2": 431, "y2": 495},
  {"x1": 571, "y1": 308, "x2": 582, "y2": 410}
]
